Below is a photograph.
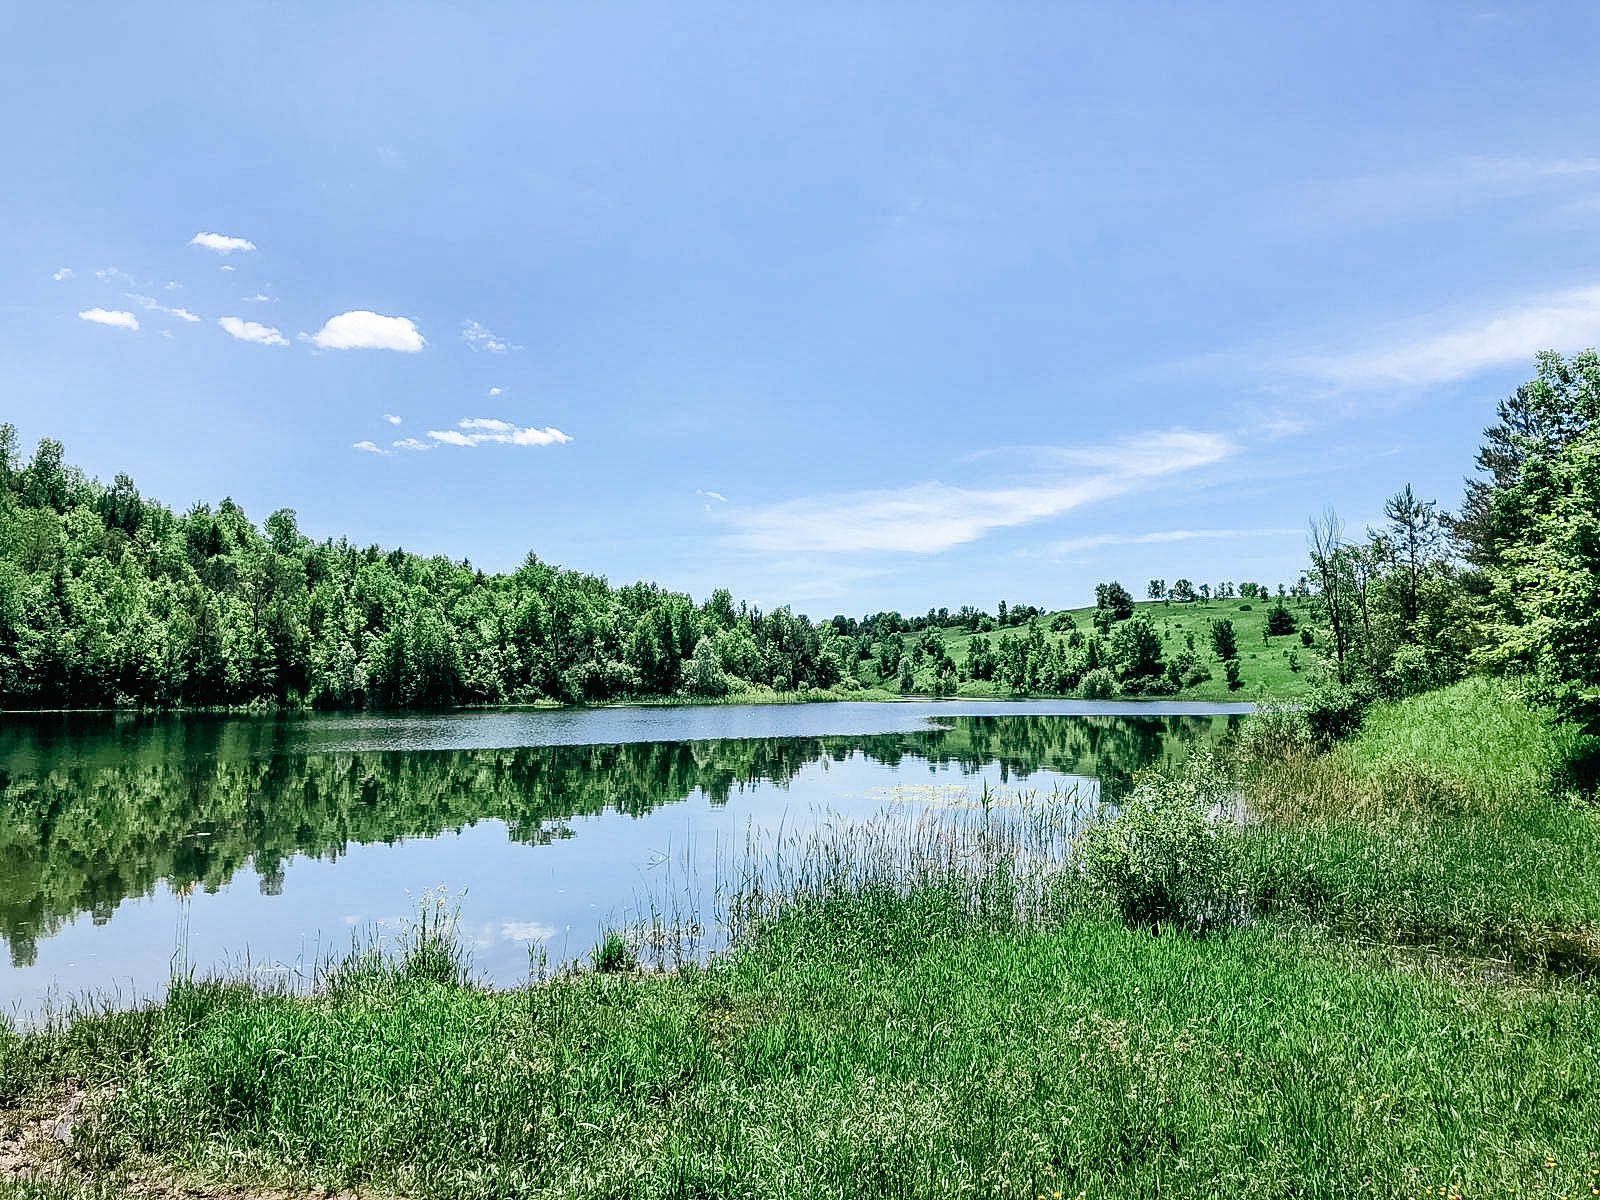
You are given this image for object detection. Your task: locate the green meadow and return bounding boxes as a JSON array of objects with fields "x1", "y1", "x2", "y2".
[{"x1": 879, "y1": 597, "x2": 1318, "y2": 702}]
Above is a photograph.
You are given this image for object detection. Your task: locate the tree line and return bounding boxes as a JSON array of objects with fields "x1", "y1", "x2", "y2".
[
  {"x1": 1304, "y1": 349, "x2": 1600, "y2": 729},
  {"x1": 0, "y1": 427, "x2": 849, "y2": 708}
]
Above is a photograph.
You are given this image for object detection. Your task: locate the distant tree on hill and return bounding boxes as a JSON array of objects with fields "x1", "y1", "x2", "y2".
[
  {"x1": 1093, "y1": 581, "x2": 1135, "y2": 631},
  {"x1": 1266, "y1": 602, "x2": 1297, "y2": 636},
  {"x1": 1146, "y1": 579, "x2": 1166, "y2": 601},
  {"x1": 1198, "y1": 583, "x2": 1212, "y2": 602},
  {"x1": 1169, "y1": 578, "x2": 1197, "y2": 603},
  {"x1": 1210, "y1": 618, "x2": 1238, "y2": 661}
]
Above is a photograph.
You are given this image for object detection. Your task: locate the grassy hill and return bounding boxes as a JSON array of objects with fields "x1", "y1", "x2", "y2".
[{"x1": 854, "y1": 596, "x2": 1318, "y2": 702}]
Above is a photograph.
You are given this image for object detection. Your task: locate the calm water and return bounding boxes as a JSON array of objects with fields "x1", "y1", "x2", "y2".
[{"x1": 0, "y1": 700, "x2": 1249, "y2": 1015}]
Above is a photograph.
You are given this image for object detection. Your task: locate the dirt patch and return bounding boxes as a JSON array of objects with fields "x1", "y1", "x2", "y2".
[{"x1": 2, "y1": 1089, "x2": 378, "y2": 1198}]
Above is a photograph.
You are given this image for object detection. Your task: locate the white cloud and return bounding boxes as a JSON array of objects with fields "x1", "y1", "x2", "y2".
[
  {"x1": 95, "y1": 266, "x2": 138, "y2": 286},
  {"x1": 243, "y1": 292, "x2": 275, "y2": 303},
  {"x1": 219, "y1": 265, "x2": 236, "y2": 273},
  {"x1": 1037, "y1": 527, "x2": 1303, "y2": 558},
  {"x1": 78, "y1": 308, "x2": 139, "y2": 331},
  {"x1": 500, "y1": 921, "x2": 556, "y2": 943},
  {"x1": 426, "y1": 417, "x2": 572, "y2": 448},
  {"x1": 488, "y1": 386, "x2": 502, "y2": 397},
  {"x1": 218, "y1": 316, "x2": 288, "y2": 346},
  {"x1": 727, "y1": 431, "x2": 1233, "y2": 555},
  {"x1": 392, "y1": 437, "x2": 432, "y2": 452},
  {"x1": 384, "y1": 413, "x2": 402, "y2": 425},
  {"x1": 1289, "y1": 285, "x2": 1600, "y2": 388},
  {"x1": 189, "y1": 231, "x2": 256, "y2": 254},
  {"x1": 697, "y1": 489, "x2": 729, "y2": 503},
  {"x1": 127, "y1": 294, "x2": 201, "y2": 323},
  {"x1": 462, "y1": 319, "x2": 518, "y2": 353},
  {"x1": 51, "y1": 267, "x2": 72, "y2": 282},
  {"x1": 309, "y1": 310, "x2": 425, "y2": 352},
  {"x1": 353, "y1": 440, "x2": 387, "y2": 455}
]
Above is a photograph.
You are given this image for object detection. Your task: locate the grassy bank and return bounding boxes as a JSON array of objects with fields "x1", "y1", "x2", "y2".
[
  {"x1": 879, "y1": 598, "x2": 1315, "y2": 702},
  {"x1": 4, "y1": 679, "x2": 1597, "y2": 1198}
]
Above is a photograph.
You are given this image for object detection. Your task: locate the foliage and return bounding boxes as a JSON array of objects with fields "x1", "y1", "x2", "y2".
[
  {"x1": 1078, "y1": 666, "x2": 1116, "y2": 699},
  {"x1": 1264, "y1": 601, "x2": 1296, "y2": 635},
  {"x1": 1076, "y1": 749, "x2": 1236, "y2": 931},
  {"x1": 0, "y1": 430, "x2": 847, "y2": 709},
  {"x1": 1105, "y1": 611, "x2": 1165, "y2": 684},
  {"x1": 1209, "y1": 618, "x2": 1237, "y2": 661}
]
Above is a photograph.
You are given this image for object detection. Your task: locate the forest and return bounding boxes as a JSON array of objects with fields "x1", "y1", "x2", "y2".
[
  {"x1": 3, "y1": 349, "x2": 1599, "y2": 717},
  {"x1": 0, "y1": 426, "x2": 848, "y2": 708}
]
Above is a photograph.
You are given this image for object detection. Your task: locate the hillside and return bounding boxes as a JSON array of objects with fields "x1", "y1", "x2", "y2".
[{"x1": 860, "y1": 597, "x2": 1317, "y2": 702}]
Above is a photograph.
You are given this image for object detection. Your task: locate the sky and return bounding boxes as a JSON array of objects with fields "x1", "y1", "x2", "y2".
[{"x1": 5, "y1": 3, "x2": 1600, "y2": 616}]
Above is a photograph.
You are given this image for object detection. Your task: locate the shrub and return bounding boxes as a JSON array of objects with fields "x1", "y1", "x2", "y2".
[
  {"x1": 1224, "y1": 658, "x2": 1243, "y2": 690},
  {"x1": 1302, "y1": 680, "x2": 1372, "y2": 746},
  {"x1": 1079, "y1": 667, "x2": 1117, "y2": 699},
  {"x1": 1265, "y1": 603, "x2": 1297, "y2": 635},
  {"x1": 1076, "y1": 750, "x2": 1237, "y2": 932},
  {"x1": 1235, "y1": 701, "x2": 1314, "y2": 761}
]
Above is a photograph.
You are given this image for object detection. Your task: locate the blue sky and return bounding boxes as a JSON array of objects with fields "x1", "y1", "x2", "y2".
[{"x1": 5, "y1": 3, "x2": 1600, "y2": 616}]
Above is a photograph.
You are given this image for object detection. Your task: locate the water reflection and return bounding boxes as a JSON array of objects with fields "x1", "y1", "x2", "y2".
[{"x1": 0, "y1": 706, "x2": 1242, "y2": 1008}]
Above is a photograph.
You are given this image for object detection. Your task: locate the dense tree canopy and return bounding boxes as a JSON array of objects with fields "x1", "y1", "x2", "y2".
[{"x1": 0, "y1": 429, "x2": 847, "y2": 709}]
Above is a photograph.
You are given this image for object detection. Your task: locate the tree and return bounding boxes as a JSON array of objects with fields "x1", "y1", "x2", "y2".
[
  {"x1": 1451, "y1": 350, "x2": 1600, "y2": 567},
  {"x1": 1169, "y1": 578, "x2": 1197, "y2": 603},
  {"x1": 1488, "y1": 424, "x2": 1600, "y2": 721},
  {"x1": 1094, "y1": 581, "x2": 1135, "y2": 623},
  {"x1": 1107, "y1": 613, "x2": 1165, "y2": 683},
  {"x1": 1209, "y1": 618, "x2": 1238, "y2": 662},
  {"x1": 1198, "y1": 583, "x2": 1211, "y2": 602},
  {"x1": 1146, "y1": 579, "x2": 1166, "y2": 601},
  {"x1": 1265, "y1": 602, "x2": 1297, "y2": 636},
  {"x1": 1309, "y1": 510, "x2": 1352, "y2": 685},
  {"x1": 1383, "y1": 484, "x2": 1441, "y2": 633},
  {"x1": 682, "y1": 636, "x2": 730, "y2": 697}
]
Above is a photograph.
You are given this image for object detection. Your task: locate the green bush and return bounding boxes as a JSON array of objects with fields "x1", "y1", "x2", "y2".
[
  {"x1": 1076, "y1": 750, "x2": 1236, "y2": 932},
  {"x1": 1303, "y1": 680, "x2": 1372, "y2": 746},
  {"x1": 1079, "y1": 667, "x2": 1116, "y2": 700}
]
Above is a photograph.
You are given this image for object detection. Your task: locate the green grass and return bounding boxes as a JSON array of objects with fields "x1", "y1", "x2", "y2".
[
  {"x1": 5, "y1": 899, "x2": 1597, "y2": 1198},
  {"x1": 1238, "y1": 677, "x2": 1600, "y2": 970},
  {"x1": 5, "y1": 677, "x2": 1598, "y2": 1198},
  {"x1": 873, "y1": 598, "x2": 1316, "y2": 701}
]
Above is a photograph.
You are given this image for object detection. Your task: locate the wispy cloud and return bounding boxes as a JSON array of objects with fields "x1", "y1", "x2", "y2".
[
  {"x1": 697, "y1": 489, "x2": 729, "y2": 503},
  {"x1": 127, "y1": 294, "x2": 200, "y2": 323},
  {"x1": 352, "y1": 440, "x2": 387, "y2": 455},
  {"x1": 384, "y1": 413, "x2": 402, "y2": 425},
  {"x1": 189, "y1": 231, "x2": 256, "y2": 254},
  {"x1": 1285, "y1": 155, "x2": 1600, "y2": 232},
  {"x1": 727, "y1": 430, "x2": 1233, "y2": 555},
  {"x1": 499, "y1": 921, "x2": 555, "y2": 943},
  {"x1": 427, "y1": 417, "x2": 572, "y2": 448},
  {"x1": 392, "y1": 437, "x2": 432, "y2": 452},
  {"x1": 78, "y1": 307, "x2": 138, "y2": 331},
  {"x1": 218, "y1": 316, "x2": 287, "y2": 346},
  {"x1": 94, "y1": 266, "x2": 139, "y2": 286},
  {"x1": 462, "y1": 319, "x2": 517, "y2": 353},
  {"x1": 308, "y1": 310, "x2": 425, "y2": 352},
  {"x1": 242, "y1": 292, "x2": 275, "y2": 304},
  {"x1": 51, "y1": 267, "x2": 72, "y2": 282},
  {"x1": 1036, "y1": 527, "x2": 1303, "y2": 559},
  {"x1": 1289, "y1": 285, "x2": 1600, "y2": 388}
]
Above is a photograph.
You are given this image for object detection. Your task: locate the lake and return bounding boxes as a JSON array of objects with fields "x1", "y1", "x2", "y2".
[{"x1": 0, "y1": 700, "x2": 1250, "y2": 1016}]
